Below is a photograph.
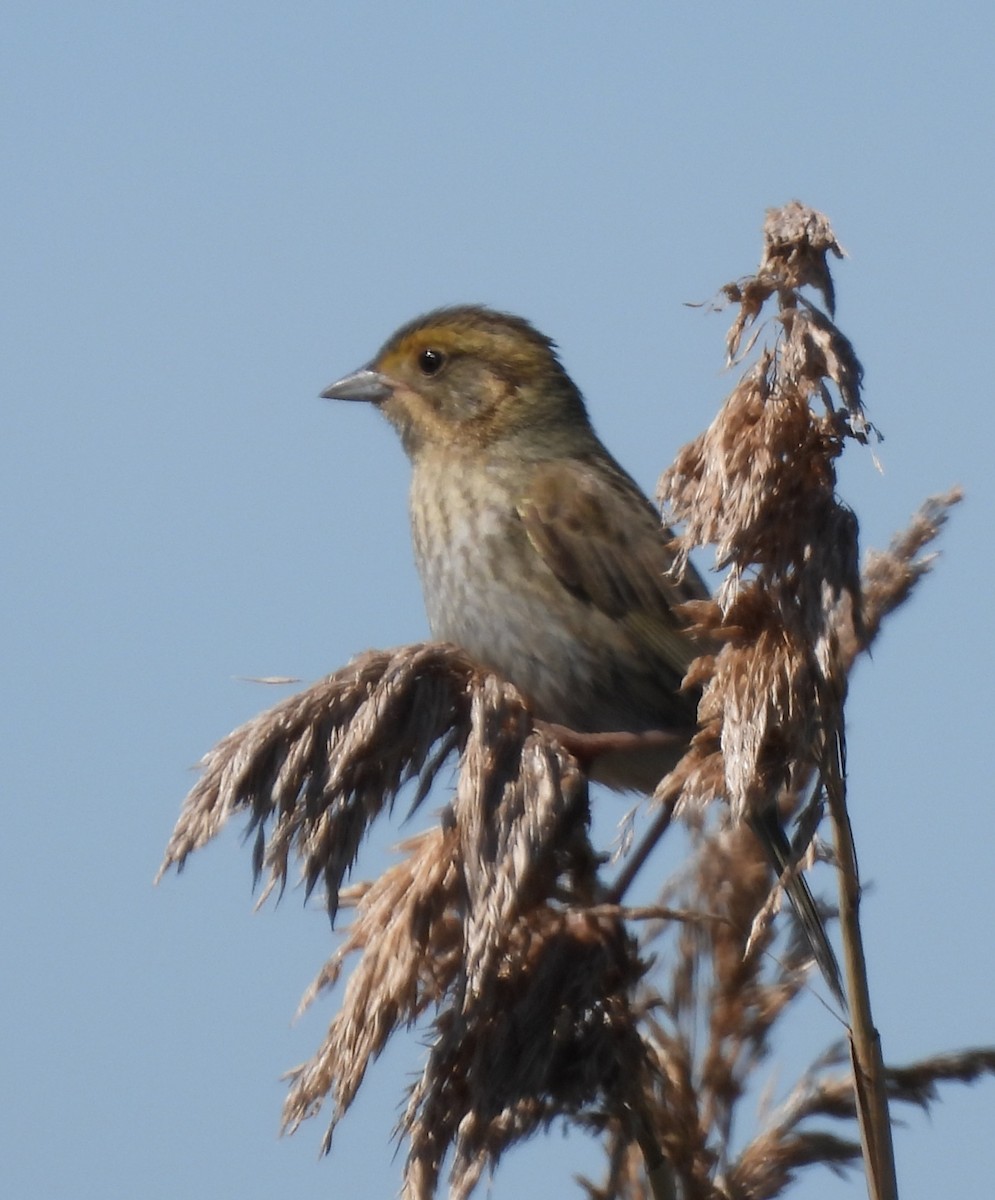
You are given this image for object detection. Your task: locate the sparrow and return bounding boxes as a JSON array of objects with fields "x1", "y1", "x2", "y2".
[{"x1": 322, "y1": 304, "x2": 843, "y2": 1003}]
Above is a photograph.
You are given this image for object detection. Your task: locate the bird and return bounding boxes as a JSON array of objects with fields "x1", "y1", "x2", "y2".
[{"x1": 321, "y1": 304, "x2": 844, "y2": 1004}]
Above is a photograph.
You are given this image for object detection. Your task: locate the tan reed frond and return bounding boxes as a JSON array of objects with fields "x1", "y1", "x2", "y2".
[
  {"x1": 158, "y1": 643, "x2": 489, "y2": 915},
  {"x1": 656, "y1": 201, "x2": 902, "y2": 1197},
  {"x1": 858, "y1": 488, "x2": 964, "y2": 647},
  {"x1": 726, "y1": 1045, "x2": 995, "y2": 1200},
  {"x1": 399, "y1": 906, "x2": 650, "y2": 1200},
  {"x1": 721, "y1": 202, "x2": 846, "y2": 361},
  {"x1": 602, "y1": 484, "x2": 966, "y2": 1198},
  {"x1": 455, "y1": 674, "x2": 592, "y2": 1000},
  {"x1": 615, "y1": 813, "x2": 822, "y2": 1199},
  {"x1": 282, "y1": 825, "x2": 463, "y2": 1144},
  {"x1": 279, "y1": 678, "x2": 596, "y2": 1159},
  {"x1": 658, "y1": 203, "x2": 862, "y2": 1015},
  {"x1": 644, "y1": 198, "x2": 965, "y2": 1198},
  {"x1": 884, "y1": 1047, "x2": 995, "y2": 1104}
]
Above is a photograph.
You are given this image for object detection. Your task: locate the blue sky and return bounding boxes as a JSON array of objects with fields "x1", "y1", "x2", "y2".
[{"x1": 3, "y1": 4, "x2": 993, "y2": 1197}]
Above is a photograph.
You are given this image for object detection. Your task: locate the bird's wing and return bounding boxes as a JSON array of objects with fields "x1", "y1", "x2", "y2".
[{"x1": 517, "y1": 455, "x2": 708, "y2": 676}]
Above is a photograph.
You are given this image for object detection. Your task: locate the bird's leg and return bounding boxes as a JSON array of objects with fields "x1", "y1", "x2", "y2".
[{"x1": 536, "y1": 721, "x2": 689, "y2": 772}]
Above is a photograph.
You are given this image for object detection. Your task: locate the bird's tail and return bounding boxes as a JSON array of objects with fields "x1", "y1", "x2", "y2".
[{"x1": 748, "y1": 808, "x2": 846, "y2": 1008}]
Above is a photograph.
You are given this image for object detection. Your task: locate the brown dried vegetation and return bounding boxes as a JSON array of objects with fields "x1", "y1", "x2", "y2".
[{"x1": 159, "y1": 204, "x2": 988, "y2": 1199}]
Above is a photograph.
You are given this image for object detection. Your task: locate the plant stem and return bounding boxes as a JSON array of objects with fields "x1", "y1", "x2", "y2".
[{"x1": 827, "y1": 747, "x2": 899, "y2": 1200}]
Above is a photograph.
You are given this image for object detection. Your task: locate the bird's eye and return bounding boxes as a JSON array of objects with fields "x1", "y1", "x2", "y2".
[{"x1": 417, "y1": 348, "x2": 446, "y2": 376}]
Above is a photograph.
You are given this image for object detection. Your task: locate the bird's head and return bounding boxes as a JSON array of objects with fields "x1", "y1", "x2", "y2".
[{"x1": 321, "y1": 306, "x2": 594, "y2": 460}]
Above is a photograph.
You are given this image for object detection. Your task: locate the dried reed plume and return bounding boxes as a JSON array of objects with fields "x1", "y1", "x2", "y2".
[{"x1": 159, "y1": 203, "x2": 989, "y2": 1199}]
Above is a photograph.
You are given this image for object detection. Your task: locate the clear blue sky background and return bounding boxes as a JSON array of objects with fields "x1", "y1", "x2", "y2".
[{"x1": 4, "y1": 4, "x2": 993, "y2": 1198}]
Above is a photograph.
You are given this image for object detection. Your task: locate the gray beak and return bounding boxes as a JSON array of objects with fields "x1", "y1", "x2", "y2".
[{"x1": 320, "y1": 367, "x2": 393, "y2": 404}]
